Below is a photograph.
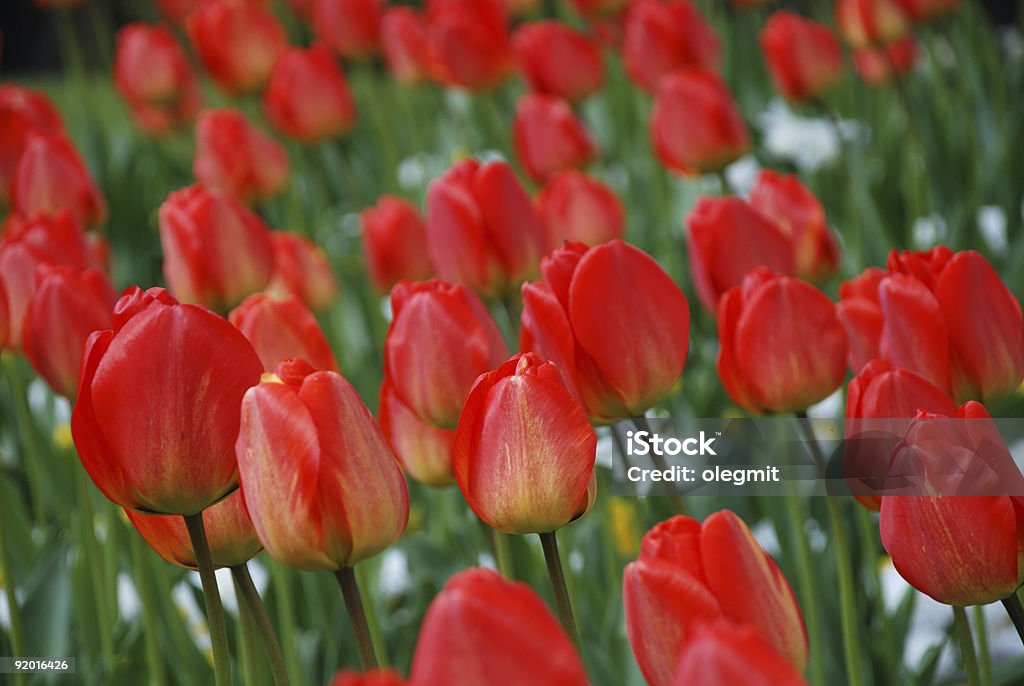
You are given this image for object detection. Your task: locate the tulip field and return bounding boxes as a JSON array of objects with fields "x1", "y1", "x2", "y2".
[{"x1": 2, "y1": 0, "x2": 1024, "y2": 684}]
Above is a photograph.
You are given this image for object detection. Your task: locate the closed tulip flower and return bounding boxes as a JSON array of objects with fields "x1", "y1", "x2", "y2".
[
  {"x1": 332, "y1": 669, "x2": 406, "y2": 686},
  {"x1": 536, "y1": 170, "x2": 624, "y2": 247},
  {"x1": 624, "y1": 512, "x2": 808, "y2": 686},
  {"x1": 125, "y1": 490, "x2": 262, "y2": 569},
  {"x1": 409, "y1": 568, "x2": 588, "y2": 686},
  {"x1": 263, "y1": 46, "x2": 358, "y2": 143},
  {"x1": 0, "y1": 85, "x2": 64, "y2": 202},
  {"x1": 425, "y1": 159, "x2": 547, "y2": 296},
  {"x1": 194, "y1": 109, "x2": 289, "y2": 203},
  {"x1": 11, "y1": 133, "x2": 106, "y2": 227},
  {"x1": 236, "y1": 358, "x2": 409, "y2": 570},
  {"x1": 187, "y1": 0, "x2": 287, "y2": 95},
  {"x1": 384, "y1": 279, "x2": 508, "y2": 429},
  {"x1": 313, "y1": 0, "x2": 383, "y2": 59},
  {"x1": 522, "y1": 240, "x2": 690, "y2": 423},
  {"x1": 898, "y1": 0, "x2": 960, "y2": 22},
  {"x1": 361, "y1": 196, "x2": 435, "y2": 292},
  {"x1": 672, "y1": 622, "x2": 808, "y2": 686},
  {"x1": 229, "y1": 294, "x2": 338, "y2": 372},
  {"x1": 72, "y1": 286, "x2": 264, "y2": 515},
  {"x1": 837, "y1": 267, "x2": 885, "y2": 371},
  {"x1": 513, "y1": 93, "x2": 597, "y2": 184},
  {"x1": 760, "y1": 12, "x2": 844, "y2": 103},
  {"x1": 381, "y1": 8, "x2": 432, "y2": 84},
  {"x1": 426, "y1": 0, "x2": 516, "y2": 91},
  {"x1": 379, "y1": 379, "x2": 456, "y2": 486},
  {"x1": 513, "y1": 21, "x2": 605, "y2": 102},
  {"x1": 158, "y1": 185, "x2": 276, "y2": 311},
  {"x1": 717, "y1": 268, "x2": 847, "y2": 414},
  {"x1": 156, "y1": 0, "x2": 201, "y2": 24},
  {"x1": 114, "y1": 24, "x2": 199, "y2": 108},
  {"x1": 651, "y1": 70, "x2": 749, "y2": 177},
  {"x1": 853, "y1": 36, "x2": 918, "y2": 86},
  {"x1": 623, "y1": 0, "x2": 720, "y2": 92},
  {"x1": 264, "y1": 231, "x2": 339, "y2": 312},
  {"x1": 835, "y1": 0, "x2": 910, "y2": 48}
]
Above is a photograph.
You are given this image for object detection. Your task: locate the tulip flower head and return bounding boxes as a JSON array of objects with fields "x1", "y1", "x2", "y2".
[
  {"x1": 263, "y1": 45, "x2": 358, "y2": 143},
  {"x1": 622, "y1": 0, "x2": 720, "y2": 92},
  {"x1": 536, "y1": 170, "x2": 625, "y2": 247},
  {"x1": 760, "y1": 11, "x2": 844, "y2": 103},
  {"x1": 11, "y1": 133, "x2": 106, "y2": 227},
  {"x1": 263, "y1": 231, "x2": 339, "y2": 312},
  {"x1": 0, "y1": 85, "x2": 64, "y2": 201},
  {"x1": 513, "y1": 93, "x2": 598, "y2": 184},
  {"x1": 513, "y1": 21, "x2": 605, "y2": 103},
  {"x1": 187, "y1": 0, "x2": 287, "y2": 95},
  {"x1": 229, "y1": 294, "x2": 338, "y2": 373},
  {"x1": 381, "y1": 8, "x2": 432, "y2": 84},
  {"x1": 193, "y1": 109, "x2": 290, "y2": 203},
  {"x1": 361, "y1": 196, "x2": 435, "y2": 292},
  {"x1": 313, "y1": 0, "x2": 384, "y2": 59}
]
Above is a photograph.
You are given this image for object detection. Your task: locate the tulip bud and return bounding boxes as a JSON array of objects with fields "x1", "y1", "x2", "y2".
[
  {"x1": 229, "y1": 294, "x2": 338, "y2": 372},
  {"x1": 187, "y1": 0, "x2": 287, "y2": 95},
  {"x1": 522, "y1": 240, "x2": 690, "y2": 423},
  {"x1": 623, "y1": 0, "x2": 720, "y2": 92},
  {"x1": 409, "y1": 568, "x2": 588, "y2": 685},
  {"x1": 760, "y1": 11, "x2": 844, "y2": 103},
  {"x1": 513, "y1": 93, "x2": 598, "y2": 185},
  {"x1": 624, "y1": 512, "x2": 808, "y2": 686},
  {"x1": 685, "y1": 197, "x2": 795, "y2": 313},
  {"x1": 158, "y1": 185, "x2": 276, "y2": 311},
  {"x1": 11, "y1": 134, "x2": 106, "y2": 227},
  {"x1": 361, "y1": 196, "x2": 435, "y2": 292},
  {"x1": 72, "y1": 287, "x2": 264, "y2": 515},
  {"x1": 125, "y1": 490, "x2": 262, "y2": 569},
  {"x1": 237, "y1": 358, "x2": 409, "y2": 570},
  {"x1": 384, "y1": 279, "x2": 509, "y2": 429},
  {"x1": 381, "y1": 8, "x2": 432, "y2": 84},
  {"x1": 194, "y1": 109, "x2": 289, "y2": 203},
  {"x1": 264, "y1": 232, "x2": 339, "y2": 312},
  {"x1": 313, "y1": 0, "x2": 383, "y2": 59},
  {"x1": 898, "y1": 0, "x2": 960, "y2": 22},
  {"x1": 672, "y1": 621, "x2": 808, "y2": 686},
  {"x1": 331, "y1": 669, "x2": 406, "y2": 686},
  {"x1": 852, "y1": 35, "x2": 918, "y2": 86},
  {"x1": 426, "y1": 0, "x2": 516, "y2": 91},
  {"x1": 717, "y1": 268, "x2": 847, "y2": 414},
  {"x1": 114, "y1": 23, "x2": 200, "y2": 111},
  {"x1": 379, "y1": 379, "x2": 456, "y2": 486},
  {"x1": 835, "y1": 0, "x2": 910, "y2": 48},
  {"x1": 837, "y1": 267, "x2": 885, "y2": 372},
  {"x1": 651, "y1": 70, "x2": 749, "y2": 177},
  {"x1": 536, "y1": 170, "x2": 624, "y2": 247},
  {"x1": 0, "y1": 85, "x2": 64, "y2": 202},
  {"x1": 425, "y1": 159, "x2": 547, "y2": 296},
  {"x1": 513, "y1": 21, "x2": 605, "y2": 103},
  {"x1": 263, "y1": 45, "x2": 358, "y2": 143}
]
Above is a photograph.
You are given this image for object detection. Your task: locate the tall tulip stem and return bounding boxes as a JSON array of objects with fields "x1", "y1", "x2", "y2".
[
  {"x1": 539, "y1": 531, "x2": 581, "y2": 651},
  {"x1": 183, "y1": 513, "x2": 233, "y2": 686},
  {"x1": 232, "y1": 564, "x2": 292, "y2": 686},
  {"x1": 0, "y1": 499, "x2": 27, "y2": 686},
  {"x1": 1000, "y1": 592, "x2": 1024, "y2": 647},
  {"x1": 335, "y1": 566, "x2": 379, "y2": 670},
  {"x1": 973, "y1": 605, "x2": 993, "y2": 686},
  {"x1": 953, "y1": 606, "x2": 981, "y2": 686}
]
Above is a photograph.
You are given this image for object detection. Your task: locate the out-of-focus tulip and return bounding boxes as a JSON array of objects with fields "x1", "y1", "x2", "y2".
[
  {"x1": 717, "y1": 268, "x2": 847, "y2": 414},
  {"x1": 425, "y1": 159, "x2": 547, "y2": 296},
  {"x1": 125, "y1": 490, "x2": 262, "y2": 569},
  {"x1": 760, "y1": 11, "x2": 844, "y2": 103},
  {"x1": 624, "y1": 512, "x2": 808, "y2": 686},
  {"x1": 672, "y1": 621, "x2": 808, "y2": 686},
  {"x1": 837, "y1": 267, "x2": 885, "y2": 371},
  {"x1": 22, "y1": 265, "x2": 116, "y2": 399},
  {"x1": 331, "y1": 669, "x2": 406, "y2": 686},
  {"x1": 194, "y1": 109, "x2": 289, "y2": 203},
  {"x1": 156, "y1": 0, "x2": 201, "y2": 24},
  {"x1": 158, "y1": 185, "x2": 275, "y2": 311},
  {"x1": 853, "y1": 36, "x2": 918, "y2": 86},
  {"x1": 536, "y1": 170, "x2": 624, "y2": 247},
  {"x1": 567, "y1": 0, "x2": 627, "y2": 19},
  {"x1": 622, "y1": 0, "x2": 720, "y2": 92},
  {"x1": 651, "y1": 70, "x2": 749, "y2": 177},
  {"x1": 229, "y1": 294, "x2": 338, "y2": 372},
  {"x1": 835, "y1": 0, "x2": 910, "y2": 48},
  {"x1": 379, "y1": 379, "x2": 456, "y2": 486},
  {"x1": 263, "y1": 46, "x2": 358, "y2": 143},
  {"x1": 898, "y1": 0, "x2": 960, "y2": 22},
  {"x1": 361, "y1": 196, "x2": 434, "y2": 292},
  {"x1": 748, "y1": 170, "x2": 840, "y2": 282},
  {"x1": 0, "y1": 85, "x2": 63, "y2": 201},
  {"x1": 409, "y1": 568, "x2": 589, "y2": 685},
  {"x1": 513, "y1": 93, "x2": 597, "y2": 184},
  {"x1": 72, "y1": 286, "x2": 264, "y2": 515},
  {"x1": 513, "y1": 21, "x2": 605, "y2": 102},
  {"x1": 521, "y1": 240, "x2": 690, "y2": 423},
  {"x1": 187, "y1": 0, "x2": 287, "y2": 95},
  {"x1": 381, "y1": 8, "x2": 431, "y2": 84},
  {"x1": 313, "y1": 0, "x2": 383, "y2": 59},
  {"x1": 114, "y1": 23, "x2": 199, "y2": 109},
  {"x1": 236, "y1": 358, "x2": 409, "y2": 570},
  {"x1": 453, "y1": 353, "x2": 597, "y2": 534},
  {"x1": 0, "y1": 280, "x2": 8, "y2": 349},
  {"x1": 426, "y1": 0, "x2": 516, "y2": 91},
  {"x1": 11, "y1": 134, "x2": 106, "y2": 227},
  {"x1": 264, "y1": 232, "x2": 339, "y2": 311},
  {"x1": 384, "y1": 279, "x2": 508, "y2": 429},
  {"x1": 685, "y1": 197, "x2": 794, "y2": 313}
]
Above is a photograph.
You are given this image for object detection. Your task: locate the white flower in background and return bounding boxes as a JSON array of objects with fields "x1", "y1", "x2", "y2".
[
  {"x1": 378, "y1": 549, "x2": 411, "y2": 599},
  {"x1": 757, "y1": 100, "x2": 849, "y2": 172},
  {"x1": 911, "y1": 214, "x2": 947, "y2": 249},
  {"x1": 117, "y1": 573, "x2": 141, "y2": 622},
  {"x1": 977, "y1": 205, "x2": 1008, "y2": 255}
]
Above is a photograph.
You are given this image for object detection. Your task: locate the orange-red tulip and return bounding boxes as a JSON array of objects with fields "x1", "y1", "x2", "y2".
[
  {"x1": 264, "y1": 232, "x2": 339, "y2": 312},
  {"x1": 760, "y1": 11, "x2": 844, "y2": 103},
  {"x1": 379, "y1": 379, "x2": 456, "y2": 487},
  {"x1": 513, "y1": 93, "x2": 597, "y2": 185},
  {"x1": 11, "y1": 134, "x2": 106, "y2": 227},
  {"x1": 536, "y1": 170, "x2": 624, "y2": 247},
  {"x1": 623, "y1": 0, "x2": 719, "y2": 91},
  {"x1": 187, "y1": 0, "x2": 287, "y2": 95},
  {"x1": 263, "y1": 45, "x2": 358, "y2": 143},
  {"x1": 229, "y1": 294, "x2": 338, "y2": 372},
  {"x1": 194, "y1": 108, "x2": 289, "y2": 203},
  {"x1": 513, "y1": 21, "x2": 605, "y2": 103},
  {"x1": 672, "y1": 621, "x2": 808, "y2": 686},
  {"x1": 835, "y1": 0, "x2": 910, "y2": 48},
  {"x1": 361, "y1": 196, "x2": 434, "y2": 292}
]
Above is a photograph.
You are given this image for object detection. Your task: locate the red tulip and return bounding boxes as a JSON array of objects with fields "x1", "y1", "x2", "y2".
[
  {"x1": 383, "y1": 279, "x2": 509, "y2": 429},
  {"x1": 229, "y1": 294, "x2": 338, "y2": 372},
  {"x1": 379, "y1": 379, "x2": 456, "y2": 486},
  {"x1": 425, "y1": 159, "x2": 547, "y2": 296},
  {"x1": 651, "y1": 70, "x2": 749, "y2": 177},
  {"x1": 158, "y1": 185, "x2": 276, "y2": 311},
  {"x1": 264, "y1": 232, "x2": 339, "y2": 312},
  {"x1": 747, "y1": 169, "x2": 840, "y2": 282},
  {"x1": 11, "y1": 133, "x2": 106, "y2": 227},
  {"x1": 409, "y1": 567, "x2": 588, "y2": 686},
  {"x1": 236, "y1": 358, "x2": 409, "y2": 570},
  {"x1": 760, "y1": 11, "x2": 844, "y2": 103},
  {"x1": 114, "y1": 23, "x2": 201, "y2": 133},
  {"x1": 513, "y1": 93, "x2": 597, "y2": 185},
  {"x1": 332, "y1": 669, "x2": 406, "y2": 686},
  {"x1": 685, "y1": 197, "x2": 794, "y2": 313},
  {"x1": 0, "y1": 280, "x2": 8, "y2": 349},
  {"x1": 536, "y1": 170, "x2": 624, "y2": 247},
  {"x1": 898, "y1": 0, "x2": 960, "y2": 22},
  {"x1": 837, "y1": 267, "x2": 885, "y2": 371},
  {"x1": 187, "y1": 0, "x2": 287, "y2": 95},
  {"x1": 361, "y1": 196, "x2": 435, "y2": 292},
  {"x1": 567, "y1": 0, "x2": 627, "y2": 19},
  {"x1": 622, "y1": 0, "x2": 720, "y2": 92},
  {"x1": 194, "y1": 108, "x2": 289, "y2": 203},
  {"x1": 313, "y1": 0, "x2": 383, "y2": 59},
  {"x1": 672, "y1": 621, "x2": 808, "y2": 686},
  {"x1": 72, "y1": 286, "x2": 264, "y2": 515},
  {"x1": 521, "y1": 240, "x2": 690, "y2": 423},
  {"x1": 426, "y1": 0, "x2": 516, "y2": 91},
  {"x1": 717, "y1": 268, "x2": 847, "y2": 414},
  {"x1": 263, "y1": 45, "x2": 358, "y2": 143},
  {"x1": 835, "y1": 0, "x2": 910, "y2": 48},
  {"x1": 22, "y1": 265, "x2": 116, "y2": 399},
  {"x1": 853, "y1": 36, "x2": 918, "y2": 86},
  {"x1": 123, "y1": 89, "x2": 202, "y2": 135},
  {"x1": 125, "y1": 490, "x2": 262, "y2": 569},
  {"x1": 513, "y1": 21, "x2": 605, "y2": 103},
  {"x1": 381, "y1": 8, "x2": 432, "y2": 84},
  {"x1": 0, "y1": 85, "x2": 63, "y2": 202},
  {"x1": 156, "y1": 0, "x2": 201, "y2": 24},
  {"x1": 624, "y1": 512, "x2": 808, "y2": 686}
]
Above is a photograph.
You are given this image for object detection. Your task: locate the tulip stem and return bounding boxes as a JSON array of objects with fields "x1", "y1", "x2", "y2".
[
  {"x1": 783, "y1": 495, "x2": 826, "y2": 686},
  {"x1": 232, "y1": 565, "x2": 292, "y2": 686},
  {"x1": 74, "y1": 467, "x2": 116, "y2": 670},
  {"x1": 632, "y1": 417, "x2": 688, "y2": 515},
  {"x1": 3, "y1": 355, "x2": 47, "y2": 524},
  {"x1": 953, "y1": 606, "x2": 982, "y2": 686},
  {"x1": 183, "y1": 513, "x2": 233, "y2": 686},
  {"x1": 0, "y1": 497, "x2": 27, "y2": 686},
  {"x1": 335, "y1": 566, "x2": 379, "y2": 670},
  {"x1": 1000, "y1": 592, "x2": 1024, "y2": 647},
  {"x1": 539, "y1": 531, "x2": 581, "y2": 652},
  {"x1": 128, "y1": 531, "x2": 167, "y2": 686},
  {"x1": 972, "y1": 605, "x2": 993, "y2": 686}
]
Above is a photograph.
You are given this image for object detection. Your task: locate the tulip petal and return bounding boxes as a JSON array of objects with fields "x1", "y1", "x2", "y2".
[{"x1": 878, "y1": 274, "x2": 951, "y2": 394}]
